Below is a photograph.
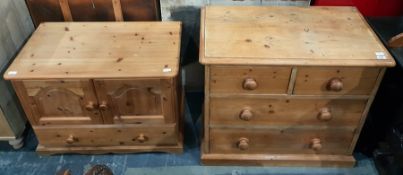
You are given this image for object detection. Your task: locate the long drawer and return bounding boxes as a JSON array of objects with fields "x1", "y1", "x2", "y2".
[
  {"x1": 34, "y1": 124, "x2": 178, "y2": 147},
  {"x1": 210, "y1": 98, "x2": 367, "y2": 127},
  {"x1": 210, "y1": 127, "x2": 354, "y2": 155},
  {"x1": 294, "y1": 67, "x2": 380, "y2": 95},
  {"x1": 210, "y1": 66, "x2": 292, "y2": 94}
]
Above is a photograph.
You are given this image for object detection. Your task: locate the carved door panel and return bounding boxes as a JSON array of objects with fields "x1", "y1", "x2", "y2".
[
  {"x1": 13, "y1": 80, "x2": 102, "y2": 125},
  {"x1": 94, "y1": 79, "x2": 176, "y2": 124}
]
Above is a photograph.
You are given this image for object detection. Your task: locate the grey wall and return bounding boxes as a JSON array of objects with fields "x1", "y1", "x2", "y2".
[
  {"x1": 160, "y1": 0, "x2": 311, "y2": 91},
  {"x1": 0, "y1": 0, "x2": 34, "y2": 138}
]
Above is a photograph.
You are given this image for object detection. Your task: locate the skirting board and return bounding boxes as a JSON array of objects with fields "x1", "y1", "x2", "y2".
[
  {"x1": 37, "y1": 144, "x2": 183, "y2": 155},
  {"x1": 202, "y1": 152, "x2": 355, "y2": 167}
]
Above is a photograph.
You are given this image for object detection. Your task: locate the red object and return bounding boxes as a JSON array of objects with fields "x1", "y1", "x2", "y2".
[{"x1": 314, "y1": 0, "x2": 403, "y2": 16}]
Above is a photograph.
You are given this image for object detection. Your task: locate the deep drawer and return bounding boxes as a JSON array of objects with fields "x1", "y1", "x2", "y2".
[
  {"x1": 34, "y1": 124, "x2": 178, "y2": 147},
  {"x1": 210, "y1": 127, "x2": 354, "y2": 155},
  {"x1": 210, "y1": 97, "x2": 367, "y2": 127},
  {"x1": 210, "y1": 66, "x2": 292, "y2": 94},
  {"x1": 294, "y1": 67, "x2": 380, "y2": 95}
]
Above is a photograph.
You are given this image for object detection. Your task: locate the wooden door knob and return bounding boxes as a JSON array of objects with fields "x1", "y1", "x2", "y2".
[
  {"x1": 318, "y1": 107, "x2": 332, "y2": 121},
  {"x1": 65, "y1": 135, "x2": 78, "y2": 144},
  {"x1": 310, "y1": 138, "x2": 322, "y2": 151},
  {"x1": 136, "y1": 133, "x2": 148, "y2": 143},
  {"x1": 243, "y1": 78, "x2": 258, "y2": 90},
  {"x1": 239, "y1": 108, "x2": 253, "y2": 121},
  {"x1": 327, "y1": 78, "x2": 343, "y2": 92},
  {"x1": 99, "y1": 101, "x2": 108, "y2": 111},
  {"x1": 237, "y1": 138, "x2": 249, "y2": 150},
  {"x1": 85, "y1": 101, "x2": 95, "y2": 111}
]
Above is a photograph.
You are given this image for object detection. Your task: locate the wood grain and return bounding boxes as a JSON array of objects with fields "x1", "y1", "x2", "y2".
[
  {"x1": 112, "y1": 0, "x2": 124, "y2": 21},
  {"x1": 294, "y1": 67, "x2": 380, "y2": 95},
  {"x1": 210, "y1": 97, "x2": 367, "y2": 127},
  {"x1": 34, "y1": 124, "x2": 178, "y2": 147},
  {"x1": 59, "y1": 0, "x2": 73, "y2": 21},
  {"x1": 210, "y1": 127, "x2": 354, "y2": 155},
  {"x1": 37, "y1": 144, "x2": 183, "y2": 155},
  {"x1": 18, "y1": 80, "x2": 103, "y2": 126},
  {"x1": 202, "y1": 153, "x2": 355, "y2": 167},
  {"x1": 93, "y1": 79, "x2": 167, "y2": 124},
  {"x1": 4, "y1": 22, "x2": 182, "y2": 80},
  {"x1": 210, "y1": 66, "x2": 291, "y2": 94},
  {"x1": 200, "y1": 6, "x2": 395, "y2": 67}
]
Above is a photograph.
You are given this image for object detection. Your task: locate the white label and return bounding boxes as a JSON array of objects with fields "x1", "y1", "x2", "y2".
[
  {"x1": 162, "y1": 68, "x2": 172, "y2": 73},
  {"x1": 375, "y1": 52, "x2": 386, "y2": 59},
  {"x1": 7, "y1": 71, "x2": 18, "y2": 76}
]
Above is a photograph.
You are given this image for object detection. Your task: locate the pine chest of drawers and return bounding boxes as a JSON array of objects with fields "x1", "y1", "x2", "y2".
[
  {"x1": 199, "y1": 6, "x2": 395, "y2": 167},
  {"x1": 4, "y1": 22, "x2": 183, "y2": 154}
]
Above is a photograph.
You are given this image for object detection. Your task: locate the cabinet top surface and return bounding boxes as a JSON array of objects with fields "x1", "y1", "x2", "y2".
[
  {"x1": 200, "y1": 6, "x2": 395, "y2": 67},
  {"x1": 4, "y1": 22, "x2": 181, "y2": 80}
]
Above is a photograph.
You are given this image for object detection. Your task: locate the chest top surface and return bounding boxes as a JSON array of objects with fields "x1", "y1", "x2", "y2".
[
  {"x1": 200, "y1": 6, "x2": 395, "y2": 67},
  {"x1": 4, "y1": 22, "x2": 181, "y2": 80}
]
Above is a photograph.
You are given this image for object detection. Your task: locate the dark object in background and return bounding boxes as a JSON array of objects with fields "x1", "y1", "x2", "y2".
[
  {"x1": 85, "y1": 165, "x2": 113, "y2": 175},
  {"x1": 25, "y1": 0, "x2": 160, "y2": 27},
  {"x1": 357, "y1": 17, "x2": 403, "y2": 175}
]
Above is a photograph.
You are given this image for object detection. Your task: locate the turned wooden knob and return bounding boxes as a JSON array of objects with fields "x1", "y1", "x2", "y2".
[
  {"x1": 243, "y1": 78, "x2": 258, "y2": 90},
  {"x1": 99, "y1": 101, "x2": 108, "y2": 111},
  {"x1": 239, "y1": 108, "x2": 253, "y2": 121},
  {"x1": 65, "y1": 135, "x2": 77, "y2": 144},
  {"x1": 327, "y1": 78, "x2": 343, "y2": 92},
  {"x1": 310, "y1": 138, "x2": 322, "y2": 151},
  {"x1": 85, "y1": 101, "x2": 95, "y2": 111},
  {"x1": 318, "y1": 107, "x2": 332, "y2": 121},
  {"x1": 237, "y1": 138, "x2": 249, "y2": 150},
  {"x1": 136, "y1": 133, "x2": 148, "y2": 143}
]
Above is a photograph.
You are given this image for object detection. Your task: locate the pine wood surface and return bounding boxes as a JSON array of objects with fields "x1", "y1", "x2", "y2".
[
  {"x1": 200, "y1": 6, "x2": 395, "y2": 167},
  {"x1": 200, "y1": 6, "x2": 395, "y2": 67},
  {"x1": 4, "y1": 22, "x2": 181, "y2": 80}
]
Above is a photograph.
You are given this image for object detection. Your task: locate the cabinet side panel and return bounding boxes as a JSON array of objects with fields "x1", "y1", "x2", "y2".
[
  {"x1": 11, "y1": 80, "x2": 38, "y2": 125},
  {"x1": 348, "y1": 68, "x2": 385, "y2": 153}
]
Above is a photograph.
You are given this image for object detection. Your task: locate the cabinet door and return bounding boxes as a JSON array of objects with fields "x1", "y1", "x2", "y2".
[
  {"x1": 94, "y1": 79, "x2": 176, "y2": 124},
  {"x1": 13, "y1": 80, "x2": 102, "y2": 126}
]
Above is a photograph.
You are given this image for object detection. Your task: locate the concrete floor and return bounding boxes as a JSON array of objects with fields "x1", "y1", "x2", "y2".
[{"x1": 0, "y1": 93, "x2": 379, "y2": 175}]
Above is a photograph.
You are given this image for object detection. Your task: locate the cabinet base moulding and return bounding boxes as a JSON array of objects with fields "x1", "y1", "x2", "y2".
[
  {"x1": 201, "y1": 153, "x2": 355, "y2": 167},
  {"x1": 36, "y1": 144, "x2": 183, "y2": 155}
]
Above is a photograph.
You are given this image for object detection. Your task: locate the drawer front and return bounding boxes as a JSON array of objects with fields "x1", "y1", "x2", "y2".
[
  {"x1": 210, "y1": 128, "x2": 354, "y2": 155},
  {"x1": 210, "y1": 98, "x2": 366, "y2": 127},
  {"x1": 34, "y1": 124, "x2": 178, "y2": 147},
  {"x1": 210, "y1": 66, "x2": 292, "y2": 94},
  {"x1": 294, "y1": 67, "x2": 380, "y2": 95}
]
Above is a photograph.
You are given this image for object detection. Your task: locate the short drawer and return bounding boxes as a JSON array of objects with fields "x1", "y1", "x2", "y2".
[
  {"x1": 210, "y1": 98, "x2": 367, "y2": 127},
  {"x1": 34, "y1": 124, "x2": 178, "y2": 147},
  {"x1": 210, "y1": 127, "x2": 354, "y2": 155},
  {"x1": 210, "y1": 66, "x2": 292, "y2": 94},
  {"x1": 294, "y1": 67, "x2": 380, "y2": 95}
]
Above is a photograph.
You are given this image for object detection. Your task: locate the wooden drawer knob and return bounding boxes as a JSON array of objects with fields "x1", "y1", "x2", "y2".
[
  {"x1": 239, "y1": 108, "x2": 253, "y2": 121},
  {"x1": 136, "y1": 133, "x2": 148, "y2": 143},
  {"x1": 310, "y1": 138, "x2": 322, "y2": 151},
  {"x1": 318, "y1": 107, "x2": 332, "y2": 121},
  {"x1": 243, "y1": 78, "x2": 258, "y2": 90},
  {"x1": 237, "y1": 137, "x2": 249, "y2": 150},
  {"x1": 85, "y1": 101, "x2": 95, "y2": 111},
  {"x1": 65, "y1": 135, "x2": 78, "y2": 144},
  {"x1": 99, "y1": 101, "x2": 108, "y2": 111},
  {"x1": 327, "y1": 78, "x2": 343, "y2": 92}
]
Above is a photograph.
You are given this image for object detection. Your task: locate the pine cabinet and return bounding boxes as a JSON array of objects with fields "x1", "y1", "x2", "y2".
[{"x1": 4, "y1": 22, "x2": 183, "y2": 154}]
